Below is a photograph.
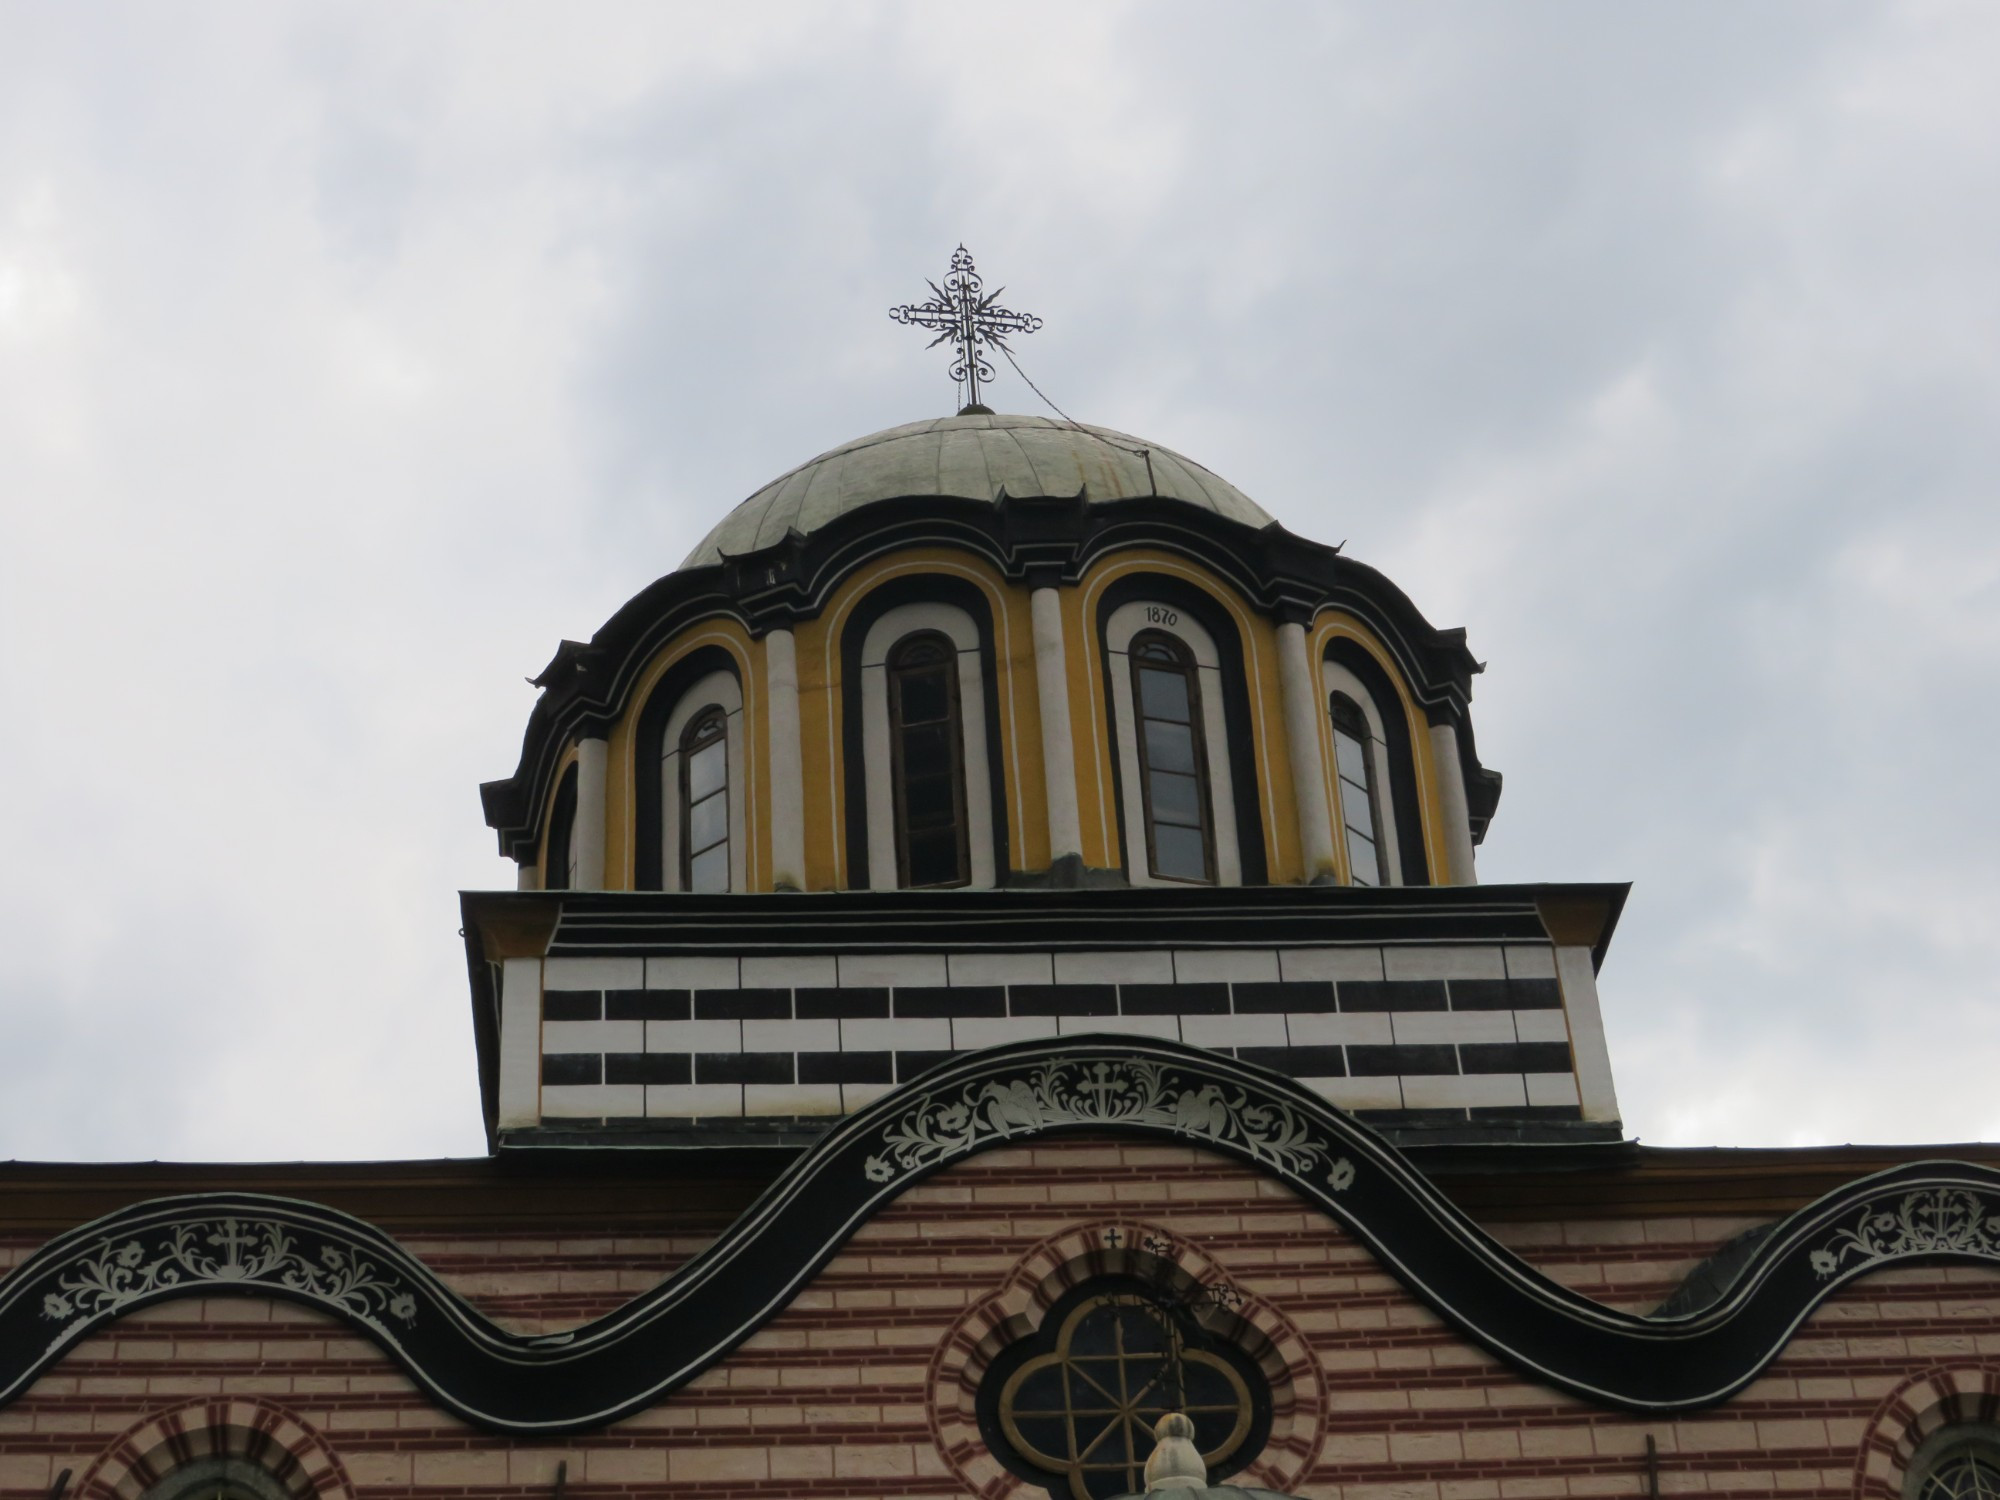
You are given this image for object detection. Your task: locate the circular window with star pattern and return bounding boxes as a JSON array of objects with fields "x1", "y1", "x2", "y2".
[{"x1": 977, "y1": 1276, "x2": 1272, "y2": 1500}]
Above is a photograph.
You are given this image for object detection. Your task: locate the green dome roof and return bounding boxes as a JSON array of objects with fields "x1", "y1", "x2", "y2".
[{"x1": 683, "y1": 412, "x2": 1273, "y2": 569}]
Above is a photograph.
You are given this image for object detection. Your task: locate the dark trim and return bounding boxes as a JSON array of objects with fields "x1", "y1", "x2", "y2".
[
  {"x1": 6, "y1": 1034, "x2": 2000, "y2": 1431},
  {"x1": 838, "y1": 575, "x2": 1010, "y2": 887},
  {"x1": 1325, "y1": 637, "x2": 1430, "y2": 886},
  {"x1": 631, "y1": 646, "x2": 741, "y2": 891},
  {"x1": 1095, "y1": 573, "x2": 1269, "y2": 885},
  {"x1": 465, "y1": 882, "x2": 1631, "y2": 960},
  {"x1": 482, "y1": 493, "x2": 1496, "y2": 864}
]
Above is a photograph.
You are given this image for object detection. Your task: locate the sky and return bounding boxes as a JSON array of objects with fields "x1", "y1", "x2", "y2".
[{"x1": 1, "y1": 2, "x2": 1997, "y2": 1162}]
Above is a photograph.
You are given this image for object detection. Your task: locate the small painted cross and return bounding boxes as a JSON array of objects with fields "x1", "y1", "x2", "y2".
[
  {"x1": 889, "y1": 246, "x2": 1042, "y2": 413},
  {"x1": 208, "y1": 1219, "x2": 258, "y2": 1265},
  {"x1": 1077, "y1": 1063, "x2": 1127, "y2": 1114},
  {"x1": 1104, "y1": 1227, "x2": 1123, "y2": 1248}
]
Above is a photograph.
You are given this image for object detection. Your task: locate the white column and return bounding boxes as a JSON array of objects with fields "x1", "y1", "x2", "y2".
[
  {"x1": 514, "y1": 860, "x2": 539, "y2": 891},
  {"x1": 1276, "y1": 620, "x2": 1338, "y2": 882},
  {"x1": 764, "y1": 626, "x2": 807, "y2": 890},
  {"x1": 572, "y1": 735, "x2": 608, "y2": 891},
  {"x1": 496, "y1": 956, "x2": 543, "y2": 1130},
  {"x1": 1031, "y1": 585, "x2": 1084, "y2": 866},
  {"x1": 1554, "y1": 945, "x2": 1622, "y2": 1125},
  {"x1": 1428, "y1": 722, "x2": 1479, "y2": 886}
]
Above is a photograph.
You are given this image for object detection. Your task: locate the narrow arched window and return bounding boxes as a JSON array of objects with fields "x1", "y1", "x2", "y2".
[
  {"x1": 1330, "y1": 691, "x2": 1386, "y2": 885},
  {"x1": 679, "y1": 707, "x2": 730, "y2": 892},
  {"x1": 888, "y1": 632, "x2": 970, "y2": 888},
  {"x1": 545, "y1": 762, "x2": 579, "y2": 890},
  {"x1": 1131, "y1": 632, "x2": 1214, "y2": 884}
]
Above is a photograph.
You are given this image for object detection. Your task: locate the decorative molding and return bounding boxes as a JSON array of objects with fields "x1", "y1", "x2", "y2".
[
  {"x1": 38, "y1": 1217, "x2": 418, "y2": 1335},
  {"x1": 1810, "y1": 1188, "x2": 2000, "y2": 1279},
  {"x1": 4, "y1": 1036, "x2": 2000, "y2": 1434},
  {"x1": 862, "y1": 1057, "x2": 1355, "y2": 1192}
]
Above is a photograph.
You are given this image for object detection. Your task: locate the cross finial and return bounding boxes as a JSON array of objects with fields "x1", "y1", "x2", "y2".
[{"x1": 889, "y1": 246, "x2": 1042, "y2": 414}]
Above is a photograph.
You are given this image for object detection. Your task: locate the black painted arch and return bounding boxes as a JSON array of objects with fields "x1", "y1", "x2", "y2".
[{"x1": 4, "y1": 1037, "x2": 1996, "y2": 1432}]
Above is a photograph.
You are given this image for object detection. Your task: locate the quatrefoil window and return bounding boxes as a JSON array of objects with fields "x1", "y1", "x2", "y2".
[{"x1": 978, "y1": 1276, "x2": 1270, "y2": 1500}]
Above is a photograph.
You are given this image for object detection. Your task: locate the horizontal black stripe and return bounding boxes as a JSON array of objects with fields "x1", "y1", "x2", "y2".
[
  {"x1": 795, "y1": 986, "x2": 888, "y2": 1018},
  {"x1": 894, "y1": 985, "x2": 1004, "y2": 1018},
  {"x1": 1233, "y1": 980, "x2": 1328, "y2": 1013},
  {"x1": 1461, "y1": 1041, "x2": 1573, "y2": 1074},
  {"x1": 798, "y1": 1051, "x2": 892, "y2": 1084},
  {"x1": 694, "y1": 988, "x2": 790, "y2": 1020},
  {"x1": 606, "y1": 988, "x2": 690, "y2": 1020},
  {"x1": 1349, "y1": 1044, "x2": 1458, "y2": 1077},
  {"x1": 695, "y1": 1052, "x2": 792, "y2": 1084},
  {"x1": 542, "y1": 990, "x2": 602, "y2": 1021},
  {"x1": 604, "y1": 1053, "x2": 690, "y2": 1085},
  {"x1": 542, "y1": 1053, "x2": 602, "y2": 1086},
  {"x1": 1338, "y1": 979, "x2": 1447, "y2": 1012},
  {"x1": 1449, "y1": 978, "x2": 1562, "y2": 1011}
]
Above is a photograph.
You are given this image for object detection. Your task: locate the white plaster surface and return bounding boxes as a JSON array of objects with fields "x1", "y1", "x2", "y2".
[
  {"x1": 948, "y1": 951, "x2": 1055, "y2": 986},
  {"x1": 837, "y1": 952, "x2": 948, "y2": 988},
  {"x1": 1278, "y1": 946, "x2": 1386, "y2": 982},
  {"x1": 1174, "y1": 947, "x2": 1279, "y2": 983},
  {"x1": 543, "y1": 956, "x2": 645, "y2": 991},
  {"x1": 645, "y1": 956, "x2": 740, "y2": 990},
  {"x1": 1400, "y1": 1072, "x2": 1528, "y2": 1109},
  {"x1": 1383, "y1": 945, "x2": 1506, "y2": 981}
]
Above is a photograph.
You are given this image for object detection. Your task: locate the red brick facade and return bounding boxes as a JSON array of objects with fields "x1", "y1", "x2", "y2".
[{"x1": 5, "y1": 1140, "x2": 1999, "y2": 1500}]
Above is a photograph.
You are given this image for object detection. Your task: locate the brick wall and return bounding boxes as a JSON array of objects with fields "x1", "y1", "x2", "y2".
[{"x1": 3, "y1": 1142, "x2": 1997, "y2": 1500}]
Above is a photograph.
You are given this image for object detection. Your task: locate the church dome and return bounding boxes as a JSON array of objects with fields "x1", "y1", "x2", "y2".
[{"x1": 683, "y1": 412, "x2": 1275, "y2": 568}]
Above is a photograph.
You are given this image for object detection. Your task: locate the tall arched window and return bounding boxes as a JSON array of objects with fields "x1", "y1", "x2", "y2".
[
  {"x1": 888, "y1": 632, "x2": 970, "y2": 888},
  {"x1": 679, "y1": 707, "x2": 731, "y2": 893},
  {"x1": 544, "y1": 762, "x2": 579, "y2": 890},
  {"x1": 1330, "y1": 691, "x2": 1386, "y2": 886},
  {"x1": 1130, "y1": 632, "x2": 1214, "y2": 884}
]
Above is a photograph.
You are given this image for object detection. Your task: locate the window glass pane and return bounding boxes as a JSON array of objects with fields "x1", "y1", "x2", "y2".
[
  {"x1": 1137, "y1": 664, "x2": 1190, "y2": 721},
  {"x1": 689, "y1": 842, "x2": 729, "y2": 893},
  {"x1": 1150, "y1": 770, "x2": 1203, "y2": 828},
  {"x1": 687, "y1": 790, "x2": 727, "y2": 852},
  {"x1": 1341, "y1": 777, "x2": 1376, "y2": 837},
  {"x1": 897, "y1": 668, "x2": 951, "y2": 725},
  {"x1": 1143, "y1": 718, "x2": 1198, "y2": 776},
  {"x1": 1346, "y1": 827, "x2": 1380, "y2": 886},
  {"x1": 902, "y1": 770, "x2": 956, "y2": 827},
  {"x1": 900, "y1": 721, "x2": 953, "y2": 778},
  {"x1": 907, "y1": 828, "x2": 961, "y2": 887},
  {"x1": 687, "y1": 737, "x2": 727, "y2": 800},
  {"x1": 1154, "y1": 823, "x2": 1209, "y2": 882},
  {"x1": 1334, "y1": 727, "x2": 1370, "y2": 787}
]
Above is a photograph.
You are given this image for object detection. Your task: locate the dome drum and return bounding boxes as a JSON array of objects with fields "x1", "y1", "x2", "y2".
[{"x1": 482, "y1": 414, "x2": 1501, "y2": 893}]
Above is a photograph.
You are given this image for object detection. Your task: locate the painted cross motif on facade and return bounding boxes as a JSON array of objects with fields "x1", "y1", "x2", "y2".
[{"x1": 889, "y1": 245, "x2": 1042, "y2": 412}]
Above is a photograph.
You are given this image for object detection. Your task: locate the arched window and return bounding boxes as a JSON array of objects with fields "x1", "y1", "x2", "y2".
[
  {"x1": 679, "y1": 707, "x2": 731, "y2": 892},
  {"x1": 888, "y1": 632, "x2": 970, "y2": 888},
  {"x1": 544, "y1": 762, "x2": 579, "y2": 890},
  {"x1": 1130, "y1": 632, "x2": 1214, "y2": 884},
  {"x1": 1907, "y1": 1430, "x2": 2000, "y2": 1500},
  {"x1": 142, "y1": 1457, "x2": 300, "y2": 1500},
  {"x1": 1330, "y1": 691, "x2": 1386, "y2": 886},
  {"x1": 979, "y1": 1276, "x2": 1270, "y2": 1500}
]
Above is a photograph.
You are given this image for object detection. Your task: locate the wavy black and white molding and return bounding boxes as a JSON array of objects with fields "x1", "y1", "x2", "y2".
[{"x1": 3, "y1": 1036, "x2": 1997, "y2": 1432}]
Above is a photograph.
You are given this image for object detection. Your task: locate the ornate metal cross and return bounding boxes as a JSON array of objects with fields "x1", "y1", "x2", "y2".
[{"x1": 889, "y1": 245, "x2": 1042, "y2": 413}]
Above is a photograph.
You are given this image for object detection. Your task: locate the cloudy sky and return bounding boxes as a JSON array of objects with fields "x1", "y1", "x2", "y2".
[{"x1": 2, "y1": 2, "x2": 1996, "y2": 1162}]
